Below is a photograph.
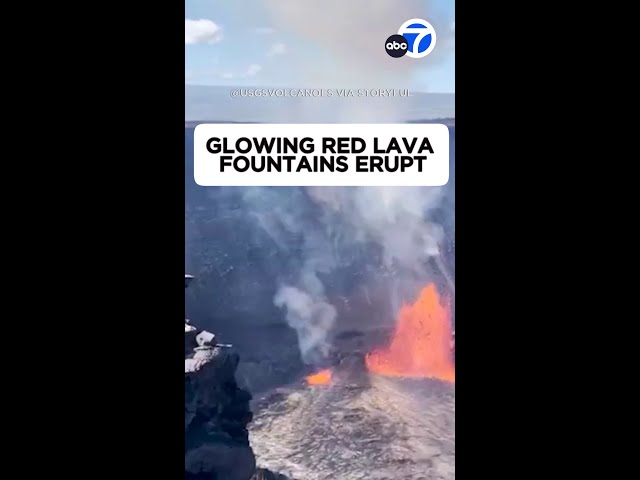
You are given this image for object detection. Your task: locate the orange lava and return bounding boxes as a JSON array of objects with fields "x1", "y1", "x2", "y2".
[
  {"x1": 365, "y1": 283, "x2": 455, "y2": 383},
  {"x1": 305, "y1": 369, "x2": 332, "y2": 385}
]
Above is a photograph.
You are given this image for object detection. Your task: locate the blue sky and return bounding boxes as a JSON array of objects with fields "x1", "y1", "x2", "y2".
[{"x1": 185, "y1": 0, "x2": 455, "y2": 93}]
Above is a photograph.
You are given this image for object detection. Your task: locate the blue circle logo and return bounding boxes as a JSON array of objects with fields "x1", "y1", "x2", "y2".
[{"x1": 397, "y1": 18, "x2": 437, "y2": 59}]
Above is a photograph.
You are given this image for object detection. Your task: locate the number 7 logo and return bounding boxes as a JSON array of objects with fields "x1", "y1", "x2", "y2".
[{"x1": 398, "y1": 18, "x2": 437, "y2": 59}]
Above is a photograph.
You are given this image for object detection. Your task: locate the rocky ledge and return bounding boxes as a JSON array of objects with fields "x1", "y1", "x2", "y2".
[{"x1": 185, "y1": 275, "x2": 291, "y2": 480}]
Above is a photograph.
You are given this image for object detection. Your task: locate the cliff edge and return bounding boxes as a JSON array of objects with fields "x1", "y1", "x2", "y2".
[{"x1": 185, "y1": 275, "x2": 290, "y2": 480}]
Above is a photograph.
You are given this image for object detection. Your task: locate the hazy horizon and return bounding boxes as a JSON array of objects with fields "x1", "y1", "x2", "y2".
[{"x1": 185, "y1": 85, "x2": 455, "y2": 123}]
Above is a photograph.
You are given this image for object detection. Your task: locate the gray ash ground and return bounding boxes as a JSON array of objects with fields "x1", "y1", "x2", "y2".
[{"x1": 248, "y1": 362, "x2": 455, "y2": 480}]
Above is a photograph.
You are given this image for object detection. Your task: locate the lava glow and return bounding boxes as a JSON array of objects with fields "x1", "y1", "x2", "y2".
[
  {"x1": 305, "y1": 369, "x2": 332, "y2": 385},
  {"x1": 365, "y1": 283, "x2": 455, "y2": 383}
]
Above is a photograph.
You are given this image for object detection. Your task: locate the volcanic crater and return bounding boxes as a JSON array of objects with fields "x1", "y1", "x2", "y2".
[{"x1": 248, "y1": 284, "x2": 455, "y2": 480}]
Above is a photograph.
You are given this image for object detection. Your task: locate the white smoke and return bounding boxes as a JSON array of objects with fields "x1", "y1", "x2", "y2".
[
  {"x1": 236, "y1": 1, "x2": 455, "y2": 363},
  {"x1": 274, "y1": 284, "x2": 337, "y2": 365},
  {"x1": 260, "y1": 0, "x2": 454, "y2": 122},
  {"x1": 238, "y1": 185, "x2": 451, "y2": 365},
  {"x1": 239, "y1": 187, "x2": 339, "y2": 364},
  {"x1": 261, "y1": 0, "x2": 454, "y2": 87},
  {"x1": 305, "y1": 186, "x2": 452, "y2": 316},
  {"x1": 307, "y1": 187, "x2": 445, "y2": 269}
]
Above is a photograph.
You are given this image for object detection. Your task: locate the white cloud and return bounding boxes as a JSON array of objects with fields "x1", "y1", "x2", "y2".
[
  {"x1": 255, "y1": 27, "x2": 275, "y2": 35},
  {"x1": 217, "y1": 65, "x2": 261, "y2": 80},
  {"x1": 185, "y1": 19, "x2": 222, "y2": 45},
  {"x1": 267, "y1": 42, "x2": 287, "y2": 57},
  {"x1": 245, "y1": 64, "x2": 262, "y2": 77}
]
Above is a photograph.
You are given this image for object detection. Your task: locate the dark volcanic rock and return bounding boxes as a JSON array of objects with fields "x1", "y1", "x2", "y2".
[
  {"x1": 186, "y1": 273, "x2": 257, "y2": 480},
  {"x1": 185, "y1": 274, "x2": 291, "y2": 480},
  {"x1": 184, "y1": 338, "x2": 294, "y2": 480},
  {"x1": 185, "y1": 327, "x2": 198, "y2": 357},
  {"x1": 185, "y1": 345, "x2": 256, "y2": 480},
  {"x1": 250, "y1": 468, "x2": 291, "y2": 480}
]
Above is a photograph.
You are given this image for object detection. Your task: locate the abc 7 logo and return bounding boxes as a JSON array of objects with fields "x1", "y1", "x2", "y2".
[{"x1": 385, "y1": 18, "x2": 437, "y2": 59}]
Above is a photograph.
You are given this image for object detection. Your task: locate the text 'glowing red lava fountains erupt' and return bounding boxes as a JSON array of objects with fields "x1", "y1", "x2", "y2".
[
  {"x1": 365, "y1": 283, "x2": 455, "y2": 383},
  {"x1": 305, "y1": 369, "x2": 332, "y2": 386}
]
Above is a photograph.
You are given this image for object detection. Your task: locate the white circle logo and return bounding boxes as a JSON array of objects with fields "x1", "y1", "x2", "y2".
[{"x1": 398, "y1": 18, "x2": 437, "y2": 59}]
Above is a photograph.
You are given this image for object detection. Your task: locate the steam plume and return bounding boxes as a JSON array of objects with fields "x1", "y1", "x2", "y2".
[
  {"x1": 262, "y1": 0, "x2": 454, "y2": 87},
  {"x1": 274, "y1": 284, "x2": 337, "y2": 365},
  {"x1": 230, "y1": 2, "x2": 456, "y2": 363},
  {"x1": 238, "y1": 185, "x2": 452, "y2": 366},
  {"x1": 260, "y1": 0, "x2": 454, "y2": 122}
]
